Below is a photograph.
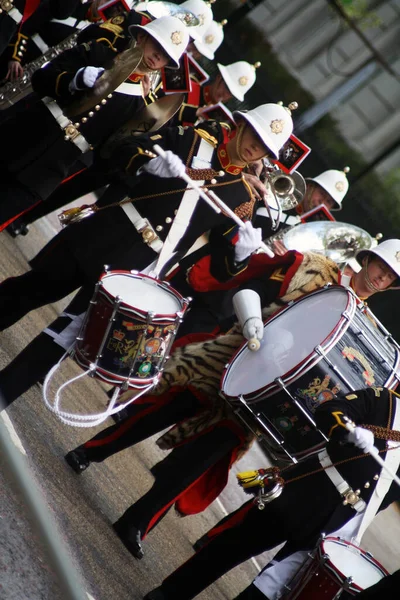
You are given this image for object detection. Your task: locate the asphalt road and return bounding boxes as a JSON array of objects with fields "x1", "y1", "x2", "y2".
[{"x1": 1, "y1": 206, "x2": 400, "y2": 600}]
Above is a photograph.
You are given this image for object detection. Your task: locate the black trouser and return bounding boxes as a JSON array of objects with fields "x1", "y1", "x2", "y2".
[
  {"x1": 357, "y1": 568, "x2": 400, "y2": 599},
  {"x1": 82, "y1": 389, "x2": 202, "y2": 462},
  {"x1": 234, "y1": 584, "x2": 269, "y2": 600},
  {"x1": 0, "y1": 286, "x2": 93, "y2": 404},
  {"x1": 158, "y1": 501, "x2": 292, "y2": 600},
  {"x1": 20, "y1": 165, "x2": 113, "y2": 226},
  {"x1": 115, "y1": 425, "x2": 240, "y2": 538}
]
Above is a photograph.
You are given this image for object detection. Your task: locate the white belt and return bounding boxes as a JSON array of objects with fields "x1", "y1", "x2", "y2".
[
  {"x1": 121, "y1": 202, "x2": 163, "y2": 253},
  {"x1": 319, "y1": 448, "x2": 366, "y2": 513},
  {"x1": 31, "y1": 33, "x2": 48, "y2": 53},
  {"x1": 114, "y1": 81, "x2": 143, "y2": 96},
  {"x1": 50, "y1": 17, "x2": 91, "y2": 29},
  {"x1": 42, "y1": 97, "x2": 91, "y2": 153},
  {"x1": 256, "y1": 206, "x2": 300, "y2": 227},
  {"x1": 1, "y1": 2, "x2": 23, "y2": 24}
]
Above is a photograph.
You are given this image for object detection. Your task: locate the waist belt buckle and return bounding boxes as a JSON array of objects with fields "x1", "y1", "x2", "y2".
[
  {"x1": 138, "y1": 221, "x2": 158, "y2": 245},
  {"x1": 342, "y1": 487, "x2": 361, "y2": 507},
  {"x1": 0, "y1": 1, "x2": 14, "y2": 13},
  {"x1": 64, "y1": 123, "x2": 80, "y2": 142}
]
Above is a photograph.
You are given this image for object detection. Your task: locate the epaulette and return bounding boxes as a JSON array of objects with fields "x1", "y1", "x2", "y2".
[{"x1": 195, "y1": 127, "x2": 218, "y2": 148}]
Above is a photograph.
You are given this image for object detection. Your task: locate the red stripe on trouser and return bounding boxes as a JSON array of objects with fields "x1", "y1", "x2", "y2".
[{"x1": 0, "y1": 201, "x2": 41, "y2": 232}]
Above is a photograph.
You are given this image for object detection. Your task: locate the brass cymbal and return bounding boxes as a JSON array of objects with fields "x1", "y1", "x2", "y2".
[{"x1": 100, "y1": 92, "x2": 185, "y2": 158}]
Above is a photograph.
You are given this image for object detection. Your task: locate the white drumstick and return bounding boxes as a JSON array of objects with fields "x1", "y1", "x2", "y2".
[
  {"x1": 153, "y1": 145, "x2": 274, "y2": 259},
  {"x1": 248, "y1": 338, "x2": 261, "y2": 352},
  {"x1": 344, "y1": 419, "x2": 400, "y2": 488}
]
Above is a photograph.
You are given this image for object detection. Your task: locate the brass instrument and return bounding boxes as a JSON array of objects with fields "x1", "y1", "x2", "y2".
[
  {"x1": 265, "y1": 220, "x2": 379, "y2": 266},
  {"x1": 133, "y1": 1, "x2": 200, "y2": 26},
  {"x1": 267, "y1": 170, "x2": 306, "y2": 211},
  {"x1": 0, "y1": 32, "x2": 79, "y2": 110}
]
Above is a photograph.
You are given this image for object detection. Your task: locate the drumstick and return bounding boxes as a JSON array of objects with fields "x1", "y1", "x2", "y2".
[
  {"x1": 247, "y1": 337, "x2": 261, "y2": 352},
  {"x1": 152, "y1": 145, "x2": 275, "y2": 259},
  {"x1": 344, "y1": 419, "x2": 400, "y2": 488}
]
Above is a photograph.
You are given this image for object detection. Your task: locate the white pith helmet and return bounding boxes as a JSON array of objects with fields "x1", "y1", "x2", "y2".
[
  {"x1": 193, "y1": 19, "x2": 226, "y2": 59},
  {"x1": 180, "y1": 0, "x2": 214, "y2": 41},
  {"x1": 233, "y1": 102, "x2": 296, "y2": 159},
  {"x1": 217, "y1": 60, "x2": 260, "y2": 102},
  {"x1": 129, "y1": 16, "x2": 189, "y2": 68},
  {"x1": 357, "y1": 238, "x2": 400, "y2": 288},
  {"x1": 307, "y1": 166, "x2": 350, "y2": 210}
]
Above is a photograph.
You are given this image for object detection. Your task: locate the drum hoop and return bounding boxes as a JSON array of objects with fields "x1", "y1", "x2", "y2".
[
  {"x1": 98, "y1": 270, "x2": 189, "y2": 319},
  {"x1": 319, "y1": 537, "x2": 390, "y2": 591},
  {"x1": 73, "y1": 352, "x2": 162, "y2": 389},
  {"x1": 220, "y1": 285, "x2": 356, "y2": 404}
]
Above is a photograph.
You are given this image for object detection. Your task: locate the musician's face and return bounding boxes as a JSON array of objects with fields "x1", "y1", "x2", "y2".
[
  {"x1": 210, "y1": 75, "x2": 232, "y2": 103},
  {"x1": 302, "y1": 182, "x2": 337, "y2": 212},
  {"x1": 239, "y1": 126, "x2": 270, "y2": 163},
  {"x1": 138, "y1": 33, "x2": 170, "y2": 70},
  {"x1": 364, "y1": 257, "x2": 397, "y2": 290}
]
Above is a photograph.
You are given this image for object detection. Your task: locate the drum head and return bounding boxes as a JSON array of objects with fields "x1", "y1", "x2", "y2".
[
  {"x1": 102, "y1": 273, "x2": 181, "y2": 314},
  {"x1": 222, "y1": 287, "x2": 351, "y2": 399},
  {"x1": 322, "y1": 538, "x2": 387, "y2": 588}
]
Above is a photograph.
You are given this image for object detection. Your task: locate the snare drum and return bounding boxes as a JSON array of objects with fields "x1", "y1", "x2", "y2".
[
  {"x1": 283, "y1": 537, "x2": 389, "y2": 599},
  {"x1": 74, "y1": 270, "x2": 190, "y2": 389},
  {"x1": 221, "y1": 285, "x2": 400, "y2": 461}
]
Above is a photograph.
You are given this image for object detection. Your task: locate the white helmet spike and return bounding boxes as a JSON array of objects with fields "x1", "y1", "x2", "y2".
[
  {"x1": 180, "y1": 0, "x2": 214, "y2": 41},
  {"x1": 129, "y1": 15, "x2": 190, "y2": 68},
  {"x1": 233, "y1": 102, "x2": 296, "y2": 159},
  {"x1": 193, "y1": 19, "x2": 226, "y2": 60},
  {"x1": 217, "y1": 60, "x2": 260, "y2": 102},
  {"x1": 357, "y1": 239, "x2": 400, "y2": 289},
  {"x1": 308, "y1": 166, "x2": 350, "y2": 211}
]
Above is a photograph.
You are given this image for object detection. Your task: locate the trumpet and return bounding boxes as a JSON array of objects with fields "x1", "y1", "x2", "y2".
[{"x1": 266, "y1": 169, "x2": 306, "y2": 211}]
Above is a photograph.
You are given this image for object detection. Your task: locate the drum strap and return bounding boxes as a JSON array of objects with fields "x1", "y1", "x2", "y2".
[
  {"x1": 318, "y1": 449, "x2": 366, "y2": 513},
  {"x1": 354, "y1": 396, "x2": 400, "y2": 544},
  {"x1": 151, "y1": 137, "x2": 215, "y2": 278}
]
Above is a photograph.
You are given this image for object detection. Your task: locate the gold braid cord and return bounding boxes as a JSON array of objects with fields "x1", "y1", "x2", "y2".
[{"x1": 361, "y1": 424, "x2": 400, "y2": 442}]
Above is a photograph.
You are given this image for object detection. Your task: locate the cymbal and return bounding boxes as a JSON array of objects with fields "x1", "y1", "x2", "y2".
[{"x1": 100, "y1": 93, "x2": 185, "y2": 158}]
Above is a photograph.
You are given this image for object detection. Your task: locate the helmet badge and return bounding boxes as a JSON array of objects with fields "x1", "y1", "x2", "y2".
[
  {"x1": 270, "y1": 119, "x2": 285, "y2": 134},
  {"x1": 171, "y1": 31, "x2": 184, "y2": 45}
]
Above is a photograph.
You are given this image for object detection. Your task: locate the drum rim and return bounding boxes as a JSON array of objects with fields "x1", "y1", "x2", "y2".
[
  {"x1": 220, "y1": 285, "x2": 355, "y2": 403},
  {"x1": 318, "y1": 536, "x2": 390, "y2": 591},
  {"x1": 98, "y1": 269, "x2": 190, "y2": 318}
]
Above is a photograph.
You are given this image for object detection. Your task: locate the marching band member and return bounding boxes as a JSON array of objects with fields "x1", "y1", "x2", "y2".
[
  {"x1": 251, "y1": 165, "x2": 351, "y2": 244},
  {"x1": 0, "y1": 101, "x2": 293, "y2": 403},
  {"x1": 0, "y1": 12, "x2": 189, "y2": 227},
  {"x1": 1, "y1": 0, "x2": 101, "y2": 84},
  {"x1": 144, "y1": 386, "x2": 400, "y2": 599}
]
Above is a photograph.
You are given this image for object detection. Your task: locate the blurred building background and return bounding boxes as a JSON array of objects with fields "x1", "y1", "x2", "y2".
[{"x1": 195, "y1": 0, "x2": 400, "y2": 337}]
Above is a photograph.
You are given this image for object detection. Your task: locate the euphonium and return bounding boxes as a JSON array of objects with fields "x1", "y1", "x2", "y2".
[{"x1": 0, "y1": 32, "x2": 79, "y2": 110}]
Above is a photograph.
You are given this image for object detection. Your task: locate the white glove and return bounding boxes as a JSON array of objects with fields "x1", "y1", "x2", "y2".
[
  {"x1": 346, "y1": 426, "x2": 375, "y2": 454},
  {"x1": 243, "y1": 317, "x2": 264, "y2": 342},
  {"x1": 143, "y1": 151, "x2": 186, "y2": 179},
  {"x1": 69, "y1": 66, "x2": 105, "y2": 92},
  {"x1": 234, "y1": 221, "x2": 262, "y2": 263}
]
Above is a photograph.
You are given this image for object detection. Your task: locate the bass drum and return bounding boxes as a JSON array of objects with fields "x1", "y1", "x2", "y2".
[{"x1": 221, "y1": 285, "x2": 400, "y2": 461}]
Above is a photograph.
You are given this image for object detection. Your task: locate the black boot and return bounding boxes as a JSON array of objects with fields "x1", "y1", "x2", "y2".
[
  {"x1": 192, "y1": 532, "x2": 210, "y2": 551},
  {"x1": 5, "y1": 217, "x2": 30, "y2": 238},
  {"x1": 64, "y1": 446, "x2": 91, "y2": 474},
  {"x1": 143, "y1": 589, "x2": 166, "y2": 600},
  {"x1": 113, "y1": 519, "x2": 144, "y2": 559}
]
